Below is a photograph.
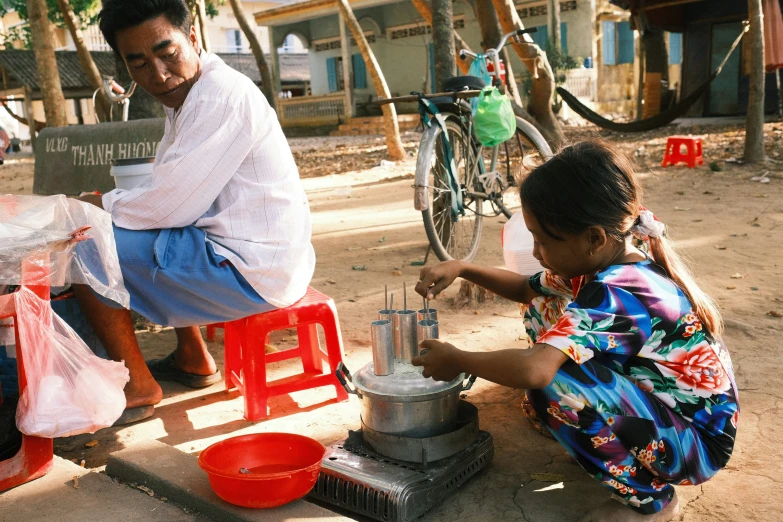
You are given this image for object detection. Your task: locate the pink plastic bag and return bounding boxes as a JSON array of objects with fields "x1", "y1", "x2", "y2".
[{"x1": 0, "y1": 288, "x2": 129, "y2": 438}]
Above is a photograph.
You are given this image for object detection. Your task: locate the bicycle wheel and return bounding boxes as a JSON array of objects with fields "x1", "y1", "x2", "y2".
[
  {"x1": 493, "y1": 117, "x2": 553, "y2": 218},
  {"x1": 419, "y1": 115, "x2": 483, "y2": 262}
]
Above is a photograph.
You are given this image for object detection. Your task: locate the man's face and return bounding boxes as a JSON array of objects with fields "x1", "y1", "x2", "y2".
[{"x1": 115, "y1": 15, "x2": 201, "y2": 109}]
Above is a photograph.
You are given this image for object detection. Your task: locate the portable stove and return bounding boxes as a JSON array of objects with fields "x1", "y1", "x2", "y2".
[{"x1": 308, "y1": 402, "x2": 494, "y2": 522}]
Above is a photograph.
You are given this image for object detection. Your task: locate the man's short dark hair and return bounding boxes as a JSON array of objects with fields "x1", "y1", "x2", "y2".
[{"x1": 99, "y1": 0, "x2": 192, "y2": 54}]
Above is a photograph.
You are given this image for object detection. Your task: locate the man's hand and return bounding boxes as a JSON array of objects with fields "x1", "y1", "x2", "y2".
[
  {"x1": 412, "y1": 339, "x2": 464, "y2": 381},
  {"x1": 415, "y1": 261, "x2": 463, "y2": 300}
]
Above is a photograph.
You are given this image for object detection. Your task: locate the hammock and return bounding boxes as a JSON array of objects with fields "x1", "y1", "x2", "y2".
[{"x1": 558, "y1": 24, "x2": 749, "y2": 133}]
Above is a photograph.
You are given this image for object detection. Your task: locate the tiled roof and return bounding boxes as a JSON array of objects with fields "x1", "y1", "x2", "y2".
[
  {"x1": 0, "y1": 50, "x2": 116, "y2": 91},
  {"x1": 219, "y1": 52, "x2": 310, "y2": 83},
  {"x1": 0, "y1": 50, "x2": 310, "y2": 92}
]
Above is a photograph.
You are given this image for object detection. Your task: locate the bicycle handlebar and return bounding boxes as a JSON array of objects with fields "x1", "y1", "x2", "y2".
[{"x1": 458, "y1": 28, "x2": 537, "y2": 61}]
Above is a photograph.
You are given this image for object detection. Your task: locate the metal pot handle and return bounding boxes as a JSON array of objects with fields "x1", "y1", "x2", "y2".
[
  {"x1": 461, "y1": 374, "x2": 477, "y2": 392},
  {"x1": 335, "y1": 362, "x2": 358, "y2": 395}
]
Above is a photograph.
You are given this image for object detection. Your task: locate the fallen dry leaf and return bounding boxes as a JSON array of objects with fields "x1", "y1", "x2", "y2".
[
  {"x1": 136, "y1": 484, "x2": 155, "y2": 497},
  {"x1": 727, "y1": 286, "x2": 737, "y2": 290},
  {"x1": 768, "y1": 311, "x2": 783, "y2": 318},
  {"x1": 715, "y1": 246, "x2": 727, "y2": 250},
  {"x1": 730, "y1": 273, "x2": 744, "y2": 279},
  {"x1": 84, "y1": 440, "x2": 98, "y2": 448},
  {"x1": 391, "y1": 270, "x2": 402, "y2": 276},
  {"x1": 326, "y1": 278, "x2": 337, "y2": 285}
]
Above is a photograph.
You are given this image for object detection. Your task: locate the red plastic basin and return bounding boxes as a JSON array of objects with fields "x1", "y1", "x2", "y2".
[{"x1": 198, "y1": 432, "x2": 326, "y2": 508}]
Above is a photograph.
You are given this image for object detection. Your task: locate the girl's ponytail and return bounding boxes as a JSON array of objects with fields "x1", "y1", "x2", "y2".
[{"x1": 648, "y1": 233, "x2": 723, "y2": 336}]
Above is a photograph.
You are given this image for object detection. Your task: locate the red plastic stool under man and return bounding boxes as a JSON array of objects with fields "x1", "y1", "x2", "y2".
[
  {"x1": 0, "y1": 258, "x2": 54, "y2": 493},
  {"x1": 222, "y1": 287, "x2": 349, "y2": 420},
  {"x1": 662, "y1": 135, "x2": 704, "y2": 168}
]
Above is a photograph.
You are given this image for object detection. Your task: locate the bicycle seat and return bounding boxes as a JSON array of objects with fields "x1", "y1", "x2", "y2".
[{"x1": 442, "y1": 75, "x2": 486, "y2": 91}]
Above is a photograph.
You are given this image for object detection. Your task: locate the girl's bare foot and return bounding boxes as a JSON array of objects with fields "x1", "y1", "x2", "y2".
[{"x1": 580, "y1": 493, "x2": 679, "y2": 522}]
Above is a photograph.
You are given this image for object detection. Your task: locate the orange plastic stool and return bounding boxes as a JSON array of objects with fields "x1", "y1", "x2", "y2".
[
  {"x1": 662, "y1": 136, "x2": 704, "y2": 168},
  {"x1": 0, "y1": 258, "x2": 54, "y2": 493},
  {"x1": 223, "y1": 287, "x2": 349, "y2": 420}
]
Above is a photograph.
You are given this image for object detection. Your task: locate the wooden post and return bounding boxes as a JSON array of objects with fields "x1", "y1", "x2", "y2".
[
  {"x1": 745, "y1": 0, "x2": 765, "y2": 163},
  {"x1": 339, "y1": 13, "x2": 353, "y2": 117},
  {"x1": 23, "y1": 88, "x2": 36, "y2": 152},
  {"x1": 268, "y1": 31, "x2": 282, "y2": 95}
]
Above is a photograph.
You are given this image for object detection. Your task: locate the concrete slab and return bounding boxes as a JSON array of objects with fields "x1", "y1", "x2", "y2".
[
  {"x1": 0, "y1": 456, "x2": 204, "y2": 521},
  {"x1": 105, "y1": 439, "x2": 352, "y2": 522}
]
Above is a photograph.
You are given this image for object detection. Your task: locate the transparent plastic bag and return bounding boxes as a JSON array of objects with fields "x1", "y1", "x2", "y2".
[
  {"x1": 0, "y1": 287, "x2": 129, "y2": 437},
  {"x1": 473, "y1": 86, "x2": 516, "y2": 147},
  {"x1": 0, "y1": 195, "x2": 129, "y2": 308},
  {"x1": 502, "y1": 212, "x2": 543, "y2": 275}
]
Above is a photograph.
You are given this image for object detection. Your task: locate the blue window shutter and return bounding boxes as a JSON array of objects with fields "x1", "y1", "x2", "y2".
[
  {"x1": 560, "y1": 22, "x2": 568, "y2": 54},
  {"x1": 326, "y1": 57, "x2": 338, "y2": 92},
  {"x1": 352, "y1": 54, "x2": 367, "y2": 89},
  {"x1": 669, "y1": 32, "x2": 683, "y2": 65},
  {"x1": 429, "y1": 43, "x2": 436, "y2": 92},
  {"x1": 617, "y1": 21, "x2": 635, "y2": 64},
  {"x1": 531, "y1": 25, "x2": 548, "y2": 51},
  {"x1": 602, "y1": 20, "x2": 616, "y2": 65}
]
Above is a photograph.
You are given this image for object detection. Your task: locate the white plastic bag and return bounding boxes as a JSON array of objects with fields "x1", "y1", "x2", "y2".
[
  {"x1": 0, "y1": 287, "x2": 129, "y2": 437},
  {"x1": 502, "y1": 212, "x2": 544, "y2": 275},
  {"x1": 0, "y1": 195, "x2": 129, "y2": 308}
]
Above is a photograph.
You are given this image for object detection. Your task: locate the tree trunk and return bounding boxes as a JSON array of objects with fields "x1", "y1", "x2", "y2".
[
  {"x1": 431, "y1": 0, "x2": 456, "y2": 90},
  {"x1": 195, "y1": 0, "x2": 211, "y2": 53},
  {"x1": 745, "y1": 0, "x2": 765, "y2": 163},
  {"x1": 2, "y1": 102, "x2": 45, "y2": 132},
  {"x1": 337, "y1": 0, "x2": 406, "y2": 161},
  {"x1": 491, "y1": 0, "x2": 564, "y2": 148},
  {"x1": 56, "y1": 0, "x2": 111, "y2": 122},
  {"x1": 227, "y1": 0, "x2": 276, "y2": 110},
  {"x1": 550, "y1": 0, "x2": 561, "y2": 51},
  {"x1": 475, "y1": 0, "x2": 521, "y2": 104},
  {"x1": 635, "y1": 15, "x2": 646, "y2": 121},
  {"x1": 411, "y1": 0, "x2": 472, "y2": 75},
  {"x1": 26, "y1": 0, "x2": 68, "y2": 127}
]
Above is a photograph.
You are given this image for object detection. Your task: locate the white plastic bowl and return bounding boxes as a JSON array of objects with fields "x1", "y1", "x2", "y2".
[{"x1": 110, "y1": 157, "x2": 154, "y2": 190}]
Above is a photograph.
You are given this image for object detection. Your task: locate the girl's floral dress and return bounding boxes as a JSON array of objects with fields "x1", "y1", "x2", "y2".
[{"x1": 523, "y1": 261, "x2": 738, "y2": 515}]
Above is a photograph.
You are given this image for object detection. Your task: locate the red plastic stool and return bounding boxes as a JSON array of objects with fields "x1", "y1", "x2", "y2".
[
  {"x1": 223, "y1": 287, "x2": 349, "y2": 420},
  {"x1": 0, "y1": 257, "x2": 54, "y2": 493},
  {"x1": 206, "y1": 323, "x2": 223, "y2": 341},
  {"x1": 662, "y1": 136, "x2": 704, "y2": 168}
]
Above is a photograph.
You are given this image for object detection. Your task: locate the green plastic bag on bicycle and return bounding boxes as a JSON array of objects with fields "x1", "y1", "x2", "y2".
[{"x1": 473, "y1": 86, "x2": 516, "y2": 148}]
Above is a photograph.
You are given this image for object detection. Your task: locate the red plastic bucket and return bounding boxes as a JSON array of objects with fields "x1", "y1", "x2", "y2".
[{"x1": 198, "y1": 432, "x2": 326, "y2": 508}]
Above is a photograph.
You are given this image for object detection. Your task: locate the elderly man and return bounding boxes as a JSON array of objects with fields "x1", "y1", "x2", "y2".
[{"x1": 76, "y1": 0, "x2": 315, "y2": 424}]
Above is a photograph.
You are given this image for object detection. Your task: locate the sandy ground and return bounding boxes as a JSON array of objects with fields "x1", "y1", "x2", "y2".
[{"x1": 2, "y1": 122, "x2": 782, "y2": 521}]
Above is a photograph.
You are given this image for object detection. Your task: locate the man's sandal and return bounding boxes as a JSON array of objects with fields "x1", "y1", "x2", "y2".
[
  {"x1": 146, "y1": 352, "x2": 222, "y2": 389},
  {"x1": 113, "y1": 405, "x2": 155, "y2": 426}
]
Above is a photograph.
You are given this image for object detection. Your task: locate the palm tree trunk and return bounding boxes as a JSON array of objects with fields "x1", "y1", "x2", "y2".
[
  {"x1": 411, "y1": 0, "x2": 472, "y2": 74},
  {"x1": 195, "y1": 0, "x2": 211, "y2": 53},
  {"x1": 744, "y1": 0, "x2": 765, "y2": 162},
  {"x1": 475, "y1": 0, "x2": 521, "y2": 104},
  {"x1": 227, "y1": 0, "x2": 276, "y2": 110},
  {"x1": 337, "y1": 0, "x2": 406, "y2": 161},
  {"x1": 56, "y1": 0, "x2": 110, "y2": 122},
  {"x1": 491, "y1": 0, "x2": 564, "y2": 148},
  {"x1": 549, "y1": 0, "x2": 561, "y2": 51},
  {"x1": 26, "y1": 0, "x2": 68, "y2": 128}
]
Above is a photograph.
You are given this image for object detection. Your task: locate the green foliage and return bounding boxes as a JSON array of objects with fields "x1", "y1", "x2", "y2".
[{"x1": 1, "y1": 0, "x2": 100, "y2": 49}]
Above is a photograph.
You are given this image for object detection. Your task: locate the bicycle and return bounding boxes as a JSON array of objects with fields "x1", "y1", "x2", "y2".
[{"x1": 377, "y1": 29, "x2": 552, "y2": 262}]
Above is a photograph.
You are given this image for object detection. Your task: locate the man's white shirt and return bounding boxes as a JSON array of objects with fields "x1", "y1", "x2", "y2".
[{"x1": 103, "y1": 52, "x2": 315, "y2": 308}]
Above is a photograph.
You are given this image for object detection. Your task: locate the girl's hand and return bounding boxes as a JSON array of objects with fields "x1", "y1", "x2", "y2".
[
  {"x1": 412, "y1": 339, "x2": 464, "y2": 381},
  {"x1": 415, "y1": 261, "x2": 463, "y2": 299}
]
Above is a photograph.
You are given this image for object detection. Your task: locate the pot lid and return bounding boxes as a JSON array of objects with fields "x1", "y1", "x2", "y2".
[{"x1": 353, "y1": 361, "x2": 465, "y2": 399}]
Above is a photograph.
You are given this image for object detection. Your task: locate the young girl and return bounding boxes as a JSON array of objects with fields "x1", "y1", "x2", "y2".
[{"x1": 412, "y1": 141, "x2": 738, "y2": 521}]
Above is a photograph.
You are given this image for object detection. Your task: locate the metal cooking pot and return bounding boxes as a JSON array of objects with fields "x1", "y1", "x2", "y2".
[{"x1": 336, "y1": 362, "x2": 476, "y2": 438}]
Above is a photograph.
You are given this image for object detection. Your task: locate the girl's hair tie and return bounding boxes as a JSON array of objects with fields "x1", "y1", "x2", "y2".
[{"x1": 631, "y1": 209, "x2": 666, "y2": 240}]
